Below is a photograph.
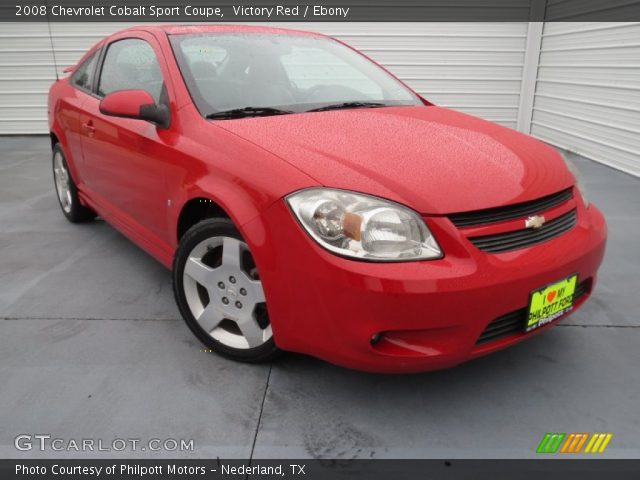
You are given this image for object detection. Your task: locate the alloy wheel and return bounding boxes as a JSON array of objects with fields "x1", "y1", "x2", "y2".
[
  {"x1": 182, "y1": 236, "x2": 272, "y2": 349},
  {"x1": 53, "y1": 151, "x2": 72, "y2": 213}
]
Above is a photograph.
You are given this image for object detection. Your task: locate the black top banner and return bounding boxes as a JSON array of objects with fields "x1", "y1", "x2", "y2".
[{"x1": 4, "y1": 0, "x2": 640, "y2": 22}]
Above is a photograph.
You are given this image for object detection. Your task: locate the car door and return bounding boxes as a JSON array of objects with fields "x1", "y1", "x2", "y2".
[
  {"x1": 56, "y1": 49, "x2": 100, "y2": 181},
  {"x1": 79, "y1": 32, "x2": 176, "y2": 249}
]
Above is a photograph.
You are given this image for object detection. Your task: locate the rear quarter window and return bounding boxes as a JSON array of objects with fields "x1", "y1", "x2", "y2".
[{"x1": 70, "y1": 50, "x2": 99, "y2": 92}]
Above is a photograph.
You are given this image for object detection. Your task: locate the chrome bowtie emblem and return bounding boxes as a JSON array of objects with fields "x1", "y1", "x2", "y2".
[{"x1": 525, "y1": 215, "x2": 546, "y2": 229}]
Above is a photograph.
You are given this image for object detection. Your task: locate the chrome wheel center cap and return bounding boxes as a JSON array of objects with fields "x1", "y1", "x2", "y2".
[{"x1": 226, "y1": 287, "x2": 238, "y2": 298}]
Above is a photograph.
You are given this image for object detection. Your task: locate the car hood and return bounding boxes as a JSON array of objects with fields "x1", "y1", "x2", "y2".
[{"x1": 215, "y1": 106, "x2": 573, "y2": 214}]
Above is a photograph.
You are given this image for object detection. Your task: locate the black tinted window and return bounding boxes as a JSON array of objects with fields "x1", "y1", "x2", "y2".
[
  {"x1": 98, "y1": 39, "x2": 163, "y2": 103},
  {"x1": 70, "y1": 51, "x2": 99, "y2": 91}
]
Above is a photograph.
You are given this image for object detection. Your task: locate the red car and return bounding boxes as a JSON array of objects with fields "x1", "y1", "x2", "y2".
[{"x1": 48, "y1": 25, "x2": 606, "y2": 373}]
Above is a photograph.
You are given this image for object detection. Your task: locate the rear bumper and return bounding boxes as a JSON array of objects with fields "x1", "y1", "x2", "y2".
[{"x1": 243, "y1": 200, "x2": 607, "y2": 373}]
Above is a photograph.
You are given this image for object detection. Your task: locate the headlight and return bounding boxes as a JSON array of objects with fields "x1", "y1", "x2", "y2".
[
  {"x1": 286, "y1": 188, "x2": 442, "y2": 261},
  {"x1": 561, "y1": 153, "x2": 589, "y2": 207}
]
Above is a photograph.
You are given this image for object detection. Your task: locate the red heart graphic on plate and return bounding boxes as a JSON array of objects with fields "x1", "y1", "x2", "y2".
[{"x1": 547, "y1": 291, "x2": 557, "y2": 303}]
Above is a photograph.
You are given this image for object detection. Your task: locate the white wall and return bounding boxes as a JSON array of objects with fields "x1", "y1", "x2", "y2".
[
  {"x1": 0, "y1": 23, "x2": 55, "y2": 134},
  {"x1": 0, "y1": 22, "x2": 528, "y2": 134},
  {"x1": 1, "y1": 20, "x2": 639, "y2": 177},
  {"x1": 530, "y1": 22, "x2": 640, "y2": 177}
]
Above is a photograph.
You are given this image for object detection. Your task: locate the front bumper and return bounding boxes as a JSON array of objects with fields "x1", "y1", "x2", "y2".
[{"x1": 243, "y1": 199, "x2": 607, "y2": 373}]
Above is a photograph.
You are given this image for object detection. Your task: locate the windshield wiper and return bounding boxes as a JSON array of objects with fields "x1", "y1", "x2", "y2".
[
  {"x1": 306, "y1": 102, "x2": 387, "y2": 113},
  {"x1": 206, "y1": 107, "x2": 294, "y2": 120}
]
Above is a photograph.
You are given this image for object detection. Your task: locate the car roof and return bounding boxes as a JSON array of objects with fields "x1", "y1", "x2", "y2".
[{"x1": 122, "y1": 24, "x2": 326, "y2": 38}]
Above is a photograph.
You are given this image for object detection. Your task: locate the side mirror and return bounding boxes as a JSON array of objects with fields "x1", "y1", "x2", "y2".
[{"x1": 99, "y1": 90, "x2": 170, "y2": 128}]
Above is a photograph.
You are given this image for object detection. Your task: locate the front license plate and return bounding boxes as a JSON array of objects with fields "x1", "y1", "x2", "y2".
[{"x1": 526, "y1": 274, "x2": 578, "y2": 332}]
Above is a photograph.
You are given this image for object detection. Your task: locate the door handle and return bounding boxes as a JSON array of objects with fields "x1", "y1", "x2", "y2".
[{"x1": 82, "y1": 121, "x2": 95, "y2": 136}]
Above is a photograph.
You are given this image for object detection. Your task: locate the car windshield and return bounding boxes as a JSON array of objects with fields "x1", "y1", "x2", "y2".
[{"x1": 169, "y1": 32, "x2": 423, "y2": 118}]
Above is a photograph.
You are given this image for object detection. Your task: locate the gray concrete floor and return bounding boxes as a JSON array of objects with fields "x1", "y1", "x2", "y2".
[{"x1": 1, "y1": 136, "x2": 639, "y2": 459}]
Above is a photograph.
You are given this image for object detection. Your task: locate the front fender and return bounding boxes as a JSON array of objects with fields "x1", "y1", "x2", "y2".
[{"x1": 169, "y1": 134, "x2": 319, "y2": 249}]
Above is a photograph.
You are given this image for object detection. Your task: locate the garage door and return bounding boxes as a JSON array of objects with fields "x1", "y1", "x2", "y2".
[
  {"x1": 531, "y1": 22, "x2": 640, "y2": 177},
  {"x1": 0, "y1": 22, "x2": 528, "y2": 134},
  {"x1": 0, "y1": 23, "x2": 55, "y2": 134}
]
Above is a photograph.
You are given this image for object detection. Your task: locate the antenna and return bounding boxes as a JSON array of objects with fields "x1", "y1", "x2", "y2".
[{"x1": 45, "y1": 1, "x2": 59, "y2": 81}]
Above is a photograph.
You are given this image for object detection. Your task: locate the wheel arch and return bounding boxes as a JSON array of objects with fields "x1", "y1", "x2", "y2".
[
  {"x1": 49, "y1": 127, "x2": 84, "y2": 192},
  {"x1": 172, "y1": 174, "x2": 282, "y2": 248},
  {"x1": 49, "y1": 118, "x2": 68, "y2": 152},
  {"x1": 50, "y1": 131, "x2": 60, "y2": 149},
  {"x1": 176, "y1": 196, "x2": 231, "y2": 242}
]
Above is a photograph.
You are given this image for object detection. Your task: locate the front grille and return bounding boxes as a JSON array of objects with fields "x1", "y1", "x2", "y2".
[
  {"x1": 449, "y1": 188, "x2": 573, "y2": 228},
  {"x1": 476, "y1": 278, "x2": 591, "y2": 345},
  {"x1": 468, "y1": 209, "x2": 577, "y2": 253}
]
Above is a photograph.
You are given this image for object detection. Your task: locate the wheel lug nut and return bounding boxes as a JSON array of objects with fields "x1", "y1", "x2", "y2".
[
  {"x1": 235, "y1": 301, "x2": 242, "y2": 309},
  {"x1": 239, "y1": 288, "x2": 247, "y2": 296},
  {"x1": 229, "y1": 276, "x2": 236, "y2": 284},
  {"x1": 218, "y1": 282, "x2": 225, "y2": 289},
  {"x1": 222, "y1": 297, "x2": 229, "y2": 305}
]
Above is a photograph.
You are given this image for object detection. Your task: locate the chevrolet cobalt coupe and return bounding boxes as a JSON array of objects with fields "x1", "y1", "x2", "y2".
[{"x1": 48, "y1": 25, "x2": 606, "y2": 372}]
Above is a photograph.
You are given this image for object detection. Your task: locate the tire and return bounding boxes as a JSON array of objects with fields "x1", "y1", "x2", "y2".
[
  {"x1": 52, "y1": 143, "x2": 96, "y2": 223},
  {"x1": 173, "y1": 218, "x2": 281, "y2": 363}
]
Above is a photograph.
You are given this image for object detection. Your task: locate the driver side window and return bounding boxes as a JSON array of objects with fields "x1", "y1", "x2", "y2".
[{"x1": 98, "y1": 39, "x2": 164, "y2": 104}]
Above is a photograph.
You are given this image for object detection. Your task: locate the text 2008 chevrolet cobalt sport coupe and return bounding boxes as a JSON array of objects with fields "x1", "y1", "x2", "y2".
[{"x1": 48, "y1": 25, "x2": 606, "y2": 373}]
